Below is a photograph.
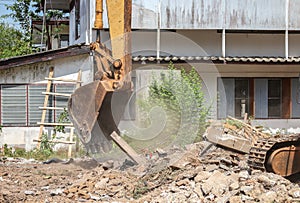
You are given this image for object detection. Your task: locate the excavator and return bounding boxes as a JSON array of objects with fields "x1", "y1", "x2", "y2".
[
  {"x1": 67, "y1": 0, "x2": 300, "y2": 177},
  {"x1": 68, "y1": 0, "x2": 132, "y2": 156}
]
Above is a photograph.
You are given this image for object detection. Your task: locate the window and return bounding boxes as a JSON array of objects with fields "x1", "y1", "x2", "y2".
[
  {"x1": 218, "y1": 77, "x2": 294, "y2": 119},
  {"x1": 234, "y1": 79, "x2": 249, "y2": 118},
  {"x1": 268, "y1": 79, "x2": 281, "y2": 118},
  {"x1": 217, "y1": 78, "x2": 250, "y2": 119},
  {"x1": 254, "y1": 79, "x2": 284, "y2": 119},
  {"x1": 0, "y1": 84, "x2": 75, "y2": 126}
]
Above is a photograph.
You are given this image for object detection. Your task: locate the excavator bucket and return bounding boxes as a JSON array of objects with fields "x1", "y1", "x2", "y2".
[{"x1": 68, "y1": 80, "x2": 131, "y2": 155}]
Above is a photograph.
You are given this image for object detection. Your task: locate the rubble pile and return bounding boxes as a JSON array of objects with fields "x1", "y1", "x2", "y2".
[{"x1": 1, "y1": 121, "x2": 300, "y2": 202}]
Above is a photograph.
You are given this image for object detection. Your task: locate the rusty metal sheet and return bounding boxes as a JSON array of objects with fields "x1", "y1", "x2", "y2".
[
  {"x1": 160, "y1": 0, "x2": 223, "y2": 29},
  {"x1": 289, "y1": 0, "x2": 300, "y2": 30},
  {"x1": 100, "y1": 0, "x2": 300, "y2": 30},
  {"x1": 225, "y1": 0, "x2": 285, "y2": 30}
]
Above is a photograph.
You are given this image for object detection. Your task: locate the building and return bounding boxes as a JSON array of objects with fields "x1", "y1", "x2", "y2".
[{"x1": 1, "y1": 0, "x2": 300, "y2": 149}]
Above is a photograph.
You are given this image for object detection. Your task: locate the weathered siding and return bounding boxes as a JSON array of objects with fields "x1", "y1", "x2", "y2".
[{"x1": 131, "y1": 0, "x2": 298, "y2": 30}]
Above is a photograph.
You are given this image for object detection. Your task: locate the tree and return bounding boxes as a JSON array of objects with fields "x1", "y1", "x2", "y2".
[
  {"x1": 4, "y1": 0, "x2": 34, "y2": 41},
  {"x1": 0, "y1": 22, "x2": 32, "y2": 59}
]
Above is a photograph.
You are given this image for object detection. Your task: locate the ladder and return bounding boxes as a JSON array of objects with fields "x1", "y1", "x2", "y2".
[{"x1": 36, "y1": 67, "x2": 82, "y2": 158}]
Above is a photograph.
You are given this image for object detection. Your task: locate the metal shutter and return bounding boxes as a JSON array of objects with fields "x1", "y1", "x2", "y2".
[
  {"x1": 1, "y1": 85, "x2": 27, "y2": 125},
  {"x1": 28, "y1": 85, "x2": 54, "y2": 125}
]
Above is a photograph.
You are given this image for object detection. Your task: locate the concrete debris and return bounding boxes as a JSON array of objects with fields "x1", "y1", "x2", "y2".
[{"x1": 1, "y1": 131, "x2": 300, "y2": 202}]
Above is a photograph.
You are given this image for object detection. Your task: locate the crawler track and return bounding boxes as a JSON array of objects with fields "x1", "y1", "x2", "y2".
[{"x1": 248, "y1": 135, "x2": 300, "y2": 175}]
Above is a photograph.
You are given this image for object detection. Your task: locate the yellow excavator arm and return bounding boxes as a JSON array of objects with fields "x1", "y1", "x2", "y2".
[{"x1": 68, "y1": 0, "x2": 132, "y2": 155}]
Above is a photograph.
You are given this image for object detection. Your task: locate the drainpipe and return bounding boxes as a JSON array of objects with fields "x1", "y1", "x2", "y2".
[
  {"x1": 94, "y1": 0, "x2": 103, "y2": 42},
  {"x1": 285, "y1": 0, "x2": 289, "y2": 59},
  {"x1": 156, "y1": 0, "x2": 161, "y2": 64},
  {"x1": 221, "y1": 0, "x2": 226, "y2": 58}
]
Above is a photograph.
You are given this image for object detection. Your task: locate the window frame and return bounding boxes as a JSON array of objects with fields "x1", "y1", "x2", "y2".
[{"x1": 217, "y1": 77, "x2": 294, "y2": 119}]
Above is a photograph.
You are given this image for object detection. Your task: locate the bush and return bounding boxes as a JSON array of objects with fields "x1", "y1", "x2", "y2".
[{"x1": 136, "y1": 63, "x2": 210, "y2": 148}]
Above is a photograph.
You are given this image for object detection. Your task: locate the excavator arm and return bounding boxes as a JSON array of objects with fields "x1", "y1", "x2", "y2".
[{"x1": 68, "y1": 0, "x2": 132, "y2": 155}]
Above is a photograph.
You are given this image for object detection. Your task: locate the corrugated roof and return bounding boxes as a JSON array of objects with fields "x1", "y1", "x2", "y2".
[
  {"x1": 0, "y1": 44, "x2": 90, "y2": 69},
  {"x1": 132, "y1": 56, "x2": 300, "y2": 63}
]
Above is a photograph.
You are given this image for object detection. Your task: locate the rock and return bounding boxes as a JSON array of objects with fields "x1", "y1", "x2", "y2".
[
  {"x1": 238, "y1": 170, "x2": 250, "y2": 180},
  {"x1": 202, "y1": 171, "x2": 231, "y2": 197},
  {"x1": 102, "y1": 160, "x2": 114, "y2": 170},
  {"x1": 2, "y1": 189, "x2": 11, "y2": 196},
  {"x1": 229, "y1": 182, "x2": 239, "y2": 190},
  {"x1": 41, "y1": 186, "x2": 50, "y2": 191},
  {"x1": 194, "y1": 171, "x2": 211, "y2": 183},
  {"x1": 176, "y1": 179, "x2": 189, "y2": 187},
  {"x1": 94, "y1": 177, "x2": 109, "y2": 190},
  {"x1": 241, "y1": 194, "x2": 254, "y2": 201},
  {"x1": 201, "y1": 182, "x2": 213, "y2": 195},
  {"x1": 229, "y1": 196, "x2": 243, "y2": 203},
  {"x1": 90, "y1": 194, "x2": 101, "y2": 201},
  {"x1": 257, "y1": 175, "x2": 276, "y2": 187},
  {"x1": 204, "y1": 193, "x2": 215, "y2": 201},
  {"x1": 238, "y1": 160, "x2": 248, "y2": 170},
  {"x1": 288, "y1": 188, "x2": 300, "y2": 198},
  {"x1": 50, "y1": 188, "x2": 63, "y2": 196},
  {"x1": 240, "y1": 185, "x2": 253, "y2": 195},
  {"x1": 156, "y1": 148, "x2": 167, "y2": 157},
  {"x1": 193, "y1": 183, "x2": 204, "y2": 199},
  {"x1": 219, "y1": 164, "x2": 231, "y2": 171},
  {"x1": 216, "y1": 190, "x2": 239, "y2": 203},
  {"x1": 24, "y1": 190, "x2": 35, "y2": 195},
  {"x1": 259, "y1": 191, "x2": 277, "y2": 203},
  {"x1": 205, "y1": 164, "x2": 219, "y2": 172}
]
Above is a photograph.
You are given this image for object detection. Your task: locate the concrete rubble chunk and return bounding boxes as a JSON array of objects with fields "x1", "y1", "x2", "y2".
[
  {"x1": 288, "y1": 188, "x2": 300, "y2": 198},
  {"x1": 240, "y1": 185, "x2": 254, "y2": 195},
  {"x1": 24, "y1": 190, "x2": 35, "y2": 195},
  {"x1": 50, "y1": 188, "x2": 63, "y2": 196},
  {"x1": 259, "y1": 191, "x2": 277, "y2": 203},
  {"x1": 229, "y1": 195, "x2": 243, "y2": 203},
  {"x1": 194, "y1": 171, "x2": 211, "y2": 183},
  {"x1": 257, "y1": 174, "x2": 276, "y2": 187},
  {"x1": 238, "y1": 170, "x2": 250, "y2": 180},
  {"x1": 94, "y1": 177, "x2": 109, "y2": 189}
]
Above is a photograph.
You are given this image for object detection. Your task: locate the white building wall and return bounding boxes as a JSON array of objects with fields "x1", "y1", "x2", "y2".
[{"x1": 0, "y1": 54, "x2": 93, "y2": 150}]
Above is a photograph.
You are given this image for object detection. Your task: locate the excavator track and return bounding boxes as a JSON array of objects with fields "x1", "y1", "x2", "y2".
[
  {"x1": 248, "y1": 138, "x2": 277, "y2": 171},
  {"x1": 248, "y1": 134, "x2": 300, "y2": 177}
]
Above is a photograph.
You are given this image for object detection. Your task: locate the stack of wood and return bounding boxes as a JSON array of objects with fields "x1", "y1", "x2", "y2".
[{"x1": 223, "y1": 116, "x2": 270, "y2": 145}]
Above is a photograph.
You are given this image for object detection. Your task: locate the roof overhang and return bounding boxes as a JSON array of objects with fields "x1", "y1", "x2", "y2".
[
  {"x1": 41, "y1": 0, "x2": 69, "y2": 12},
  {"x1": 0, "y1": 44, "x2": 90, "y2": 70},
  {"x1": 132, "y1": 56, "x2": 300, "y2": 65}
]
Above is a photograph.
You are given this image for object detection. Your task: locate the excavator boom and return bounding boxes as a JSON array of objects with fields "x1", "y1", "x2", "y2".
[{"x1": 68, "y1": 0, "x2": 132, "y2": 156}]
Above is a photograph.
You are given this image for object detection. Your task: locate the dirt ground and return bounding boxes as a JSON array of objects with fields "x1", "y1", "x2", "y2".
[{"x1": 1, "y1": 142, "x2": 300, "y2": 203}]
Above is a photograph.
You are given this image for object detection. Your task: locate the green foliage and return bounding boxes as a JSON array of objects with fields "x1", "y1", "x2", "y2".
[
  {"x1": 138, "y1": 62, "x2": 210, "y2": 147},
  {"x1": 225, "y1": 118, "x2": 243, "y2": 129},
  {"x1": 3, "y1": 0, "x2": 33, "y2": 39},
  {"x1": 0, "y1": 22, "x2": 32, "y2": 59},
  {"x1": 54, "y1": 108, "x2": 70, "y2": 134},
  {"x1": 3, "y1": 144, "x2": 13, "y2": 157},
  {"x1": 39, "y1": 133, "x2": 55, "y2": 157}
]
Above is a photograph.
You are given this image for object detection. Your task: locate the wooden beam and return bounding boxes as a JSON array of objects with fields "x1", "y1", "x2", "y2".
[
  {"x1": 37, "y1": 122, "x2": 73, "y2": 126},
  {"x1": 39, "y1": 107, "x2": 66, "y2": 110},
  {"x1": 45, "y1": 77, "x2": 83, "y2": 83},
  {"x1": 37, "y1": 67, "x2": 54, "y2": 149},
  {"x1": 42, "y1": 92, "x2": 71, "y2": 97},
  {"x1": 110, "y1": 131, "x2": 146, "y2": 165}
]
